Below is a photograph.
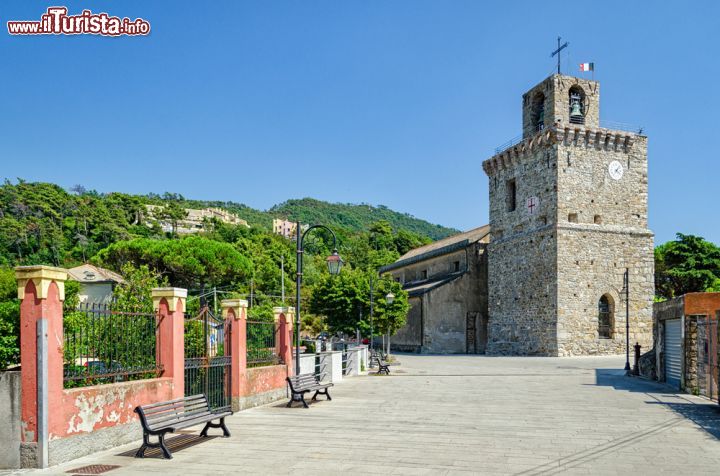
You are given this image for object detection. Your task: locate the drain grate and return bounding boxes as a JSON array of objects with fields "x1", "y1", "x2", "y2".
[{"x1": 67, "y1": 464, "x2": 121, "y2": 475}]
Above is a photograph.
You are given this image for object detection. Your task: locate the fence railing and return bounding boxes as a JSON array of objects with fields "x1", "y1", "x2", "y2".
[
  {"x1": 63, "y1": 303, "x2": 162, "y2": 388},
  {"x1": 246, "y1": 320, "x2": 279, "y2": 367}
]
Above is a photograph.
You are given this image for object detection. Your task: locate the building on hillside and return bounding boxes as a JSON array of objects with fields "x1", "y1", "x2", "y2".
[
  {"x1": 273, "y1": 219, "x2": 296, "y2": 238},
  {"x1": 145, "y1": 205, "x2": 249, "y2": 234},
  {"x1": 384, "y1": 73, "x2": 654, "y2": 357},
  {"x1": 653, "y1": 293, "x2": 720, "y2": 398},
  {"x1": 67, "y1": 264, "x2": 124, "y2": 305},
  {"x1": 379, "y1": 226, "x2": 490, "y2": 354}
]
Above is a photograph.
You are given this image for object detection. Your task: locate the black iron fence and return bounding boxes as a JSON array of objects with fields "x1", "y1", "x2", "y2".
[
  {"x1": 63, "y1": 303, "x2": 162, "y2": 388},
  {"x1": 184, "y1": 307, "x2": 231, "y2": 412},
  {"x1": 246, "y1": 320, "x2": 279, "y2": 367}
]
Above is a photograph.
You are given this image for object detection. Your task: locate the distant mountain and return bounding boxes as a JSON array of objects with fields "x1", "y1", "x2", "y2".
[
  {"x1": 172, "y1": 196, "x2": 458, "y2": 240},
  {"x1": 269, "y1": 198, "x2": 458, "y2": 241}
]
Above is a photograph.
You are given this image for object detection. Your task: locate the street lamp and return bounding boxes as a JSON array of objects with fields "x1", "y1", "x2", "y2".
[
  {"x1": 295, "y1": 223, "x2": 343, "y2": 375},
  {"x1": 622, "y1": 268, "x2": 631, "y2": 374}
]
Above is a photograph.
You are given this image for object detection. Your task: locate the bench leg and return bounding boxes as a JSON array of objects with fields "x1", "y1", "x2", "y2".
[
  {"x1": 287, "y1": 392, "x2": 309, "y2": 408},
  {"x1": 201, "y1": 417, "x2": 231, "y2": 438},
  {"x1": 135, "y1": 431, "x2": 172, "y2": 459},
  {"x1": 158, "y1": 433, "x2": 172, "y2": 459},
  {"x1": 135, "y1": 433, "x2": 150, "y2": 458},
  {"x1": 312, "y1": 389, "x2": 332, "y2": 401}
]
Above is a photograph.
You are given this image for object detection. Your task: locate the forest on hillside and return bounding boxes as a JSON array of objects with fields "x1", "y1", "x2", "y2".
[{"x1": 0, "y1": 179, "x2": 433, "y2": 368}]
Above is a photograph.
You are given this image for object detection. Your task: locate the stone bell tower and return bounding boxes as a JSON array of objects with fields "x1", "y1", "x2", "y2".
[{"x1": 482, "y1": 74, "x2": 654, "y2": 356}]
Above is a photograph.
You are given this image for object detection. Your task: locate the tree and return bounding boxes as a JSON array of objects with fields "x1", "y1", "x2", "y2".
[
  {"x1": 308, "y1": 267, "x2": 366, "y2": 335},
  {"x1": 368, "y1": 276, "x2": 409, "y2": 355},
  {"x1": 655, "y1": 233, "x2": 720, "y2": 299},
  {"x1": 308, "y1": 267, "x2": 409, "y2": 350},
  {"x1": 93, "y1": 236, "x2": 252, "y2": 289}
]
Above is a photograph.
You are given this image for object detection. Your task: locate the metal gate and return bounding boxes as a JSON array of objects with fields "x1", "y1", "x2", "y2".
[
  {"x1": 184, "y1": 306, "x2": 231, "y2": 412},
  {"x1": 665, "y1": 319, "x2": 682, "y2": 389},
  {"x1": 697, "y1": 317, "x2": 718, "y2": 401},
  {"x1": 466, "y1": 312, "x2": 479, "y2": 354}
]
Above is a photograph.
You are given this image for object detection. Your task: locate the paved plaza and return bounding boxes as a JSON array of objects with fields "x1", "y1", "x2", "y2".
[{"x1": 24, "y1": 355, "x2": 720, "y2": 475}]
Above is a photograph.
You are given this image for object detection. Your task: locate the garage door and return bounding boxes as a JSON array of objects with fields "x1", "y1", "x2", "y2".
[{"x1": 665, "y1": 319, "x2": 682, "y2": 389}]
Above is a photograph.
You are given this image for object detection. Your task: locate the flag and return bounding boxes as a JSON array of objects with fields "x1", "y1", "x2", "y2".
[{"x1": 580, "y1": 62, "x2": 594, "y2": 72}]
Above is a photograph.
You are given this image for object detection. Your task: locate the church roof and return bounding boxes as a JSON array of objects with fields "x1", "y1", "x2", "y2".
[
  {"x1": 402, "y1": 273, "x2": 464, "y2": 297},
  {"x1": 379, "y1": 225, "x2": 490, "y2": 273},
  {"x1": 68, "y1": 264, "x2": 125, "y2": 284}
]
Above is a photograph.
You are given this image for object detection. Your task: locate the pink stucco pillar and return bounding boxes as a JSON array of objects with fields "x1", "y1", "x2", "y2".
[
  {"x1": 221, "y1": 298, "x2": 248, "y2": 407},
  {"x1": 273, "y1": 307, "x2": 294, "y2": 376},
  {"x1": 152, "y1": 287, "x2": 187, "y2": 400},
  {"x1": 15, "y1": 265, "x2": 68, "y2": 468}
]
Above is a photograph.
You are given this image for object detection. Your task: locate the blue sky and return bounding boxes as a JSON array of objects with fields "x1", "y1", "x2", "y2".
[{"x1": 1, "y1": 1, "x2": 719, "y2": 245}]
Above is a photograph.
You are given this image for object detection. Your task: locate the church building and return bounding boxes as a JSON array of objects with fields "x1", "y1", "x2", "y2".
[{"x1": 385, "y1": 73, "x2": 655, "y2": 356}]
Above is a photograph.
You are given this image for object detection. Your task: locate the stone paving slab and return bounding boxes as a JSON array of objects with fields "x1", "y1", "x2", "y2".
[{"x1": 13, "y1": 354, "x2": 720, "y2": 475}]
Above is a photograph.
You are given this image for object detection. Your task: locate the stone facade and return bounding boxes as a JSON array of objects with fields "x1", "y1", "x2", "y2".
[
  {"x1": 483, "y1": 74, "x2": 654, "y2": 356},
  {"x1": 653, "y1": 293, "x2": 720, "y2": 397},
  {"x1": 380, "y1": 226, "x2": 490, "y2": 354}
]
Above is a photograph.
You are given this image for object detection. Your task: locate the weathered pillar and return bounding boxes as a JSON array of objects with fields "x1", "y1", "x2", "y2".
[
  {"x1": 15, "y1": 265, "x2": 68, "y2": 469},
  {"x1": 273, "y1": 307, "x2": 294, "y2": 375},
  {"x1": 222, "y1": 298, "x2": 248, "y2": 411},
  {"x1": 152, "y1": 287, "x2": 187, "y2": 399}
]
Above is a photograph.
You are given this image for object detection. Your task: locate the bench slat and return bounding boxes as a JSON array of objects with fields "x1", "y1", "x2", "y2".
[
  {"x1": 147, "y1": 408, "x2": 212, "y2": 427},
  {"x1": 148, "y1": 412, "x2": 212, "y2": 431},
  {"x1": 171, "y1": 411, "x2": 232, "y2": 431},
  {"x1": 143, "y1": 398, "x2": 209, "y2": 414},
  {"x1": 140, "y1": 394, "x2": 205, "y2": 411},
  {"x1": 144, "y1": 400, "x2": 209, "y2": 418},
  {"x1": 145, "y1": 402, "x2": 208, "y2": 419}
]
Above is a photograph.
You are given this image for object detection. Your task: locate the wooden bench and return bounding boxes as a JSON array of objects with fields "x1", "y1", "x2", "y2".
[
  {"x1": 134, "y1": 394, "x2": 232, "y2": 459},
  {"x1": 286, "y1": 373, "x2": 333, "y2": 408},
  {"x1": 371, "y1": 353, "x2": 394, "y2": 375}
]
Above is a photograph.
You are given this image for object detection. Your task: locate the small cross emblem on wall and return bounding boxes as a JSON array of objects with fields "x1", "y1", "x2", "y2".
[{"x1": 526, "y1": 196, "x2": 540, "y2": 215}]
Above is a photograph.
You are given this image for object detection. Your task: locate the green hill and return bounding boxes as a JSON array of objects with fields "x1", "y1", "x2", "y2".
[
  {"x1": 0, "y1": 180, "x2": 459, "y2": 267},
  {"x1": 269, "y1": 198, "x2": 457, "y2": 241}
]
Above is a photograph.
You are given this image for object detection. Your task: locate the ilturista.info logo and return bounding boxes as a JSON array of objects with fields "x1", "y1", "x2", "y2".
[{"x1": 7, "y1": 7, "x2": 150, "y2": 36}]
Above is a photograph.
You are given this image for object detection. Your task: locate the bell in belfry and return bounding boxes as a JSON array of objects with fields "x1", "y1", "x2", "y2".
[
  {"x1": 569, "y1": 92, "x2": 584, "y2": 118},
  {"x1": 570, "y1": 99, "x2": 583, "y2": 117}
]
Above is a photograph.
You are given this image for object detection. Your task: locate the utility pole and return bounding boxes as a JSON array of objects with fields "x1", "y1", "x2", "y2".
[
  {"x1": 281, "y1": 254, "x2": 285, "y2": 304},
  {"x1": 213, "y1": 286, "x2": 218, "y2": 317},
  {"x1": 250, "y1": 279, "x2": 254, "y2": 308}
]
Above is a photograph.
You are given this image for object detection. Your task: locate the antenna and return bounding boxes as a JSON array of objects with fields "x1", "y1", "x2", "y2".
[{"x1": 551, "y1": 36, "x2": 569, "y2": 74}]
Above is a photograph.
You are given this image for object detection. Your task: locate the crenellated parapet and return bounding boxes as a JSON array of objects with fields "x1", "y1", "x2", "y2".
[{"x1": 482, "y1": 126, "x2": 640, "y2": 176}]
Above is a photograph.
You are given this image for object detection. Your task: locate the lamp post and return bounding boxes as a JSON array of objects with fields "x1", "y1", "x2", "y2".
[
  {"x1": 623, "y1": 268, "x2": 631, "y2": 373},
  {"x1": 295, "y1": 222, "x2": 343, "y2": 375}
]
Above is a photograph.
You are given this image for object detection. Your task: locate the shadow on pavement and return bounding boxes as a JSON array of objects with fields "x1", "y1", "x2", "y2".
[
  {"x1": 593, "y1": 368, "x2": 720, "y2": 440},
  {"x1": 116, "y1": 434, "x2": 217, "y2": 458}
]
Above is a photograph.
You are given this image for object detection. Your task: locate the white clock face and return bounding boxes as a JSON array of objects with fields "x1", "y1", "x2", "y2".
[{"x1": 608, "y1": 161, "x2": 624, "y2": 180}]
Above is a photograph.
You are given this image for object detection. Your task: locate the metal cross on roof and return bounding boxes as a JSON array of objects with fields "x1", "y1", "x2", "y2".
[{"x1": 551, "y1": 36, "x2": 569, "y2": 74}]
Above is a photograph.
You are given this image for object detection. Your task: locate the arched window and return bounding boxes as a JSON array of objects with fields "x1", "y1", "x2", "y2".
[
  {"x1": 532, "y1": 92, "x2": 545, "y2": 131},
  {"x1": 569, "y1": 86, "x2": 586, "y2": 125},
  {"x1": 598, "y1": 295, "x2": 613, "y2": 339}
]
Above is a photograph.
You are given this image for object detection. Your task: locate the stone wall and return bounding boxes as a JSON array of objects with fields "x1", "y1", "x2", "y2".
[
  {"x1": 0, "y1": 371, "x2": 21, "y2": 469},
  {"x1": 556, "y1": 229, "x2": 654, "y2": 356},
  {"x1": 234, "y1": 364, "x2": 288, "y2": 411},
  {"x1": 393, "y1": 296, "x2": 423, "y2": 351},
  {"x1": 487, "y1": 228, "x2": 558, "y2": 355},
  {"x1": 685, "y1": 317, "x2": 699, "y2": 394}
]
